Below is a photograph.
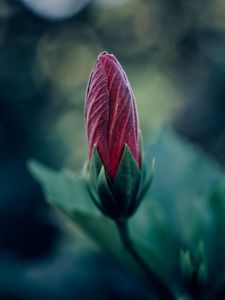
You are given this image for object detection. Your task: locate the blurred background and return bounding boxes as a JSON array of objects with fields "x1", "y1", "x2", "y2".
[{"x1": 0, "y1": 0, "x2": 225, "y2": 299}]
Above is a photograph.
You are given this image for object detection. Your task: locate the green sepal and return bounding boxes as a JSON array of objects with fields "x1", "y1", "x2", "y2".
[
  {"x1": 129, "y1": 158, "x2": 155, "y2": 215},
  {"x1": 128, "y1": 131, "x2": 155, "y2": 215},
  {"x1": 179, "y1": 249, "x2": 194, "y2": 281},
  {"x1": 112, "y1": 144, "x2": 141, "y2": 216},
  {"x1": 97, "y1": 166, "x2": 120, "y2": 219},
  {"x1": 179, "y1": 243, "x2": 208, "y2": 288},
  {"x1": 140, "y1": 130, "x2": 155, "y2": 189},
  {"x1": 193, "y1": 240, "x2": 205, "y2": 267},
  {"x1": 194, "y1": 241, "x2": 208, "y2": 286},
  {"x1": 198, "y1": 263, "x2": 207, "y2": 286},
  {"x1": 85, "y1": 146, "x2": 109, "y2": 213},
  {"x1": 138, "y1": 159, "x2": 155, "y2": 201},
  {"x1": 89, "y1": 144, "x2": 102, "y2": 188},
  {"x1": 87, "y1": 142, "x2": 154, "y2": 219},
  {"x1": 82, "y1": 154, "x2": 103, "y2": 213},
  {"x1": 85, "y1": 177, "x2": 105, "y2": 214}
]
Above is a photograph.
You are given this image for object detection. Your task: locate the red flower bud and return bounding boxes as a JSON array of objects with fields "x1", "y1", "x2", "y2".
[{"x1": 85, "y1": 51, "x2": 141, "y2": 179}]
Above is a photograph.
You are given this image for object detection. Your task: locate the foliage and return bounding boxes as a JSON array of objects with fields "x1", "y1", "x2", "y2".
[{"x1": 29, "y1": 129, "x2": 225, "y2": 299}]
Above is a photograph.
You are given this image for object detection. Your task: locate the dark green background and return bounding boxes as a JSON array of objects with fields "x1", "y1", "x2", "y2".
[{"x1": 0, "y1": 1, "x2": 225, "y2": 299}]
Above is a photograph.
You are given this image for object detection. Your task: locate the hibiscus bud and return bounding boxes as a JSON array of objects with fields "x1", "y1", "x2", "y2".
[
  {"x1": 85, "y1": 51, "x2": 141, "y2": 179},
  {"x1": 85, "y1": 52, "x2": 153, "y2": 220}
]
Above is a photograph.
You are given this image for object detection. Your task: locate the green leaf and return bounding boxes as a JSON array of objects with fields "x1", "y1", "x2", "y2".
[
  {"x1": 202, "y1": 186, "x2": 225, "y2": 289},
  {"x1": 69, "y1": 209, "x2": 162, "y2": 277},
  {"x1": 28, "y1": 160, "x2": 164, "y2": 283},
  {"x1": 145, "y1": 129, "x2": 225, "y2": 238},
  {"x1": 28, "y1": 160, "x2": 99, "y2": 215},
  {"x1": 140, "y1": 129, "x2": 225, "y2": 281}
]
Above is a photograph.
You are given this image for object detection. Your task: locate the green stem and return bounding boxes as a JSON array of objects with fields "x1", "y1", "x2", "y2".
[{"x1": 116, "y1": 219, "x2": 175, "y2": 300}]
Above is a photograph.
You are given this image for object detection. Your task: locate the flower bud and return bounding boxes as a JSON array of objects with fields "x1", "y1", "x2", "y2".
[
  {"x1": 85, "y1": 52, "x2": 152, "y2": 219},
  {"x1": 85, "y1": 51, "x2": 141, "y2": 179}
]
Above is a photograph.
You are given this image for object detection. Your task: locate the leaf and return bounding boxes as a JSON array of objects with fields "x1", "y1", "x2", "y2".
[
  {"x1": 196, "y1": 185, "x2": 225, "y2": 291},
  {"x1": 179, "y1": 249, "x2": 194, "y2": 281},
  {"x1": 144, "y1": 128, "x2": 225, "y2": 238},
  {"x1": 134, "y1": 128, "x2": 225, "y2": 285},
  {"x1": 28, "y1": 160, "x2": 164, "y2": 281},
  {"x1": 131, "y1": 200, "x2": 183, "y2": 280},
  {"x1": 28, "y1": 160, "x2": 99, "y2": 215},
  {"x1": 69, "y1": 209, "x2": 162, "y2": 277}
]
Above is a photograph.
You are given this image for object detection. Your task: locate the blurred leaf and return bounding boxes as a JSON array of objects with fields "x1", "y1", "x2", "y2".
[
  {"x1": 192, "y1": 185, "x2": 225, "y2": 292},
  {"x1": 179, "y1": 249, "x2": 193, "y2": 282},
  {"x1": 133, "y1": 129, "x2": 225, "y2": 282},
  {"x1": 208, "y1": 186, "x2": 225, "y2": 281},
  {"x1": 28, "y1": 127, "x2": 225, "y2": 294},
  {"x1": 145, "y1": 129, "x2": 224, "y2": 225},
  {"x1": 132, "y1": 200, "x2": 183, "y2": 281},
  {"x1": 69, "y1": 209, "x2": 163, "y2": 279},
  {"x1": 178, "y1": 295, "x2": 193, "y2": 300},
  {"x1": 28, "y1": 160, "x2": 164, "y2": 281},
  {"x1": 28, "y1": 160, "x2": 99, "y2": 215}
]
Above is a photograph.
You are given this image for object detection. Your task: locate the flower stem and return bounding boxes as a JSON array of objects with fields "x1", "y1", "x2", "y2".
[{"x1": 116, "y1": 219, "x2": 175, "y2": 300}]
